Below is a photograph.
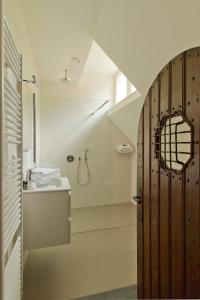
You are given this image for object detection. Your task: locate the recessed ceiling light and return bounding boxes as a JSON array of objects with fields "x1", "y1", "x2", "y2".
[{"x1": 71, "y1": 57, "x2": 80, "y2": 64}]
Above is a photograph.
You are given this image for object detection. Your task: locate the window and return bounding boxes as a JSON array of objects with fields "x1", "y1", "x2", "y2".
[
  {"x1": 115, "y1": 71, "x2": 136, "y2": 104},
  {"x1": 155, "y1": 112, "x2": 193, "y2": 174}
]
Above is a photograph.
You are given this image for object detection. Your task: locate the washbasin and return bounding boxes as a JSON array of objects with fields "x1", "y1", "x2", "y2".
[
  {"x1": 24, "y1": 177, "x2": 71, "y2": 193},
  {"x1": 32, "y1": 177, "x2": 62, "y2": 188}
]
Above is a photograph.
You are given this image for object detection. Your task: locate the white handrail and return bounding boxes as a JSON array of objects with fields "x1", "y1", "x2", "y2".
[
  {"x1": 5, "y1": 237, "x2": 21, "y2": 300},
  {"x1": 2, "y1": 18, "x2": 23, "y2": 300},
  {"x1": 5, "y1": 115, "x2": 22, "y2": 129},
  {"x1": 5, "y1": 77, "x2": 21, "y2": 105},
  {"x1": 4, "y1": 21, "x2": 20, "y2": 64}
]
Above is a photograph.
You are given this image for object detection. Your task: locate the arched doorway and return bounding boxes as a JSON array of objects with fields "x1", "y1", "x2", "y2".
[{"x1": 137, "y1": 47, "x2": 200, "y2": 299}]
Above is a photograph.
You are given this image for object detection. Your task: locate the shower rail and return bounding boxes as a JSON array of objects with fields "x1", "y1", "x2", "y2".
[{"x1": 89, "y1": 100, "x2": 109, "y2": 116}]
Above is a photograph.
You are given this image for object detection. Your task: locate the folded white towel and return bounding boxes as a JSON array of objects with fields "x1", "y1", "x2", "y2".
[
  {"x1": 32, "y1": 168, "x2": 60, "y2": 177},
  {"x1": 31, "y1": 168, "x2": 61, "y2": 185},
  {"x1": 31, "y1": 173, "x2": 61, "y2": 183}
]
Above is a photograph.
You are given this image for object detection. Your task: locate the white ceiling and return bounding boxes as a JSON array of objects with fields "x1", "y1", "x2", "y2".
[
  {"x1": 83, "y1": 41, "x2": 118, "y2": 75},
  {"x1": 20, "y1": 0, "x2": 103, "y2": 83},
  {"x1": 94, "y1": 0, "x2": 200, "y2": 97}
]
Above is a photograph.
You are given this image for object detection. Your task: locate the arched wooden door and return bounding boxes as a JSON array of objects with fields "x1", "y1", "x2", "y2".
[{"x1": 137, "y1": 47, "x2": 200, "y2": 299}]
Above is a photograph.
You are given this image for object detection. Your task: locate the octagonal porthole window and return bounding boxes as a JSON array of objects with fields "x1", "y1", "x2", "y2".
[{"x1": 155, "y1": 111, "x2": 193, "y2": 174}]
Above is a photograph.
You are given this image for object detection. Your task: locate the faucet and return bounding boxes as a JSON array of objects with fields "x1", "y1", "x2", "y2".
[
  {"x1": 23, "y1": 168, "x2": 33, "y2": 190},
  {"x1": 26, "y1": 168, "x2": 33, "y2": 186}
]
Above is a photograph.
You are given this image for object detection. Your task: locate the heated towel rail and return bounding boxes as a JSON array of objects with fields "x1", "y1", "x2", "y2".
[{"x1": 1, "y1": 19, "x2": 23, "y2": 300}]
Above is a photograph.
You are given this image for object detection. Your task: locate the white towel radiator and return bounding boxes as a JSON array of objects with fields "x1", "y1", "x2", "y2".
[{"x1": 1, "y1": 19, "x2": 23, "y2": 300}]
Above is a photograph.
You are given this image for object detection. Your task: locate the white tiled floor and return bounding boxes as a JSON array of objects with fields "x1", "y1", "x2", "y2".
[
  {"x1": 23, "y1": 203, "x2": 137, "y2": 300},
  {"x1": 71, "y1": 202, "x2": 137, "y2": 233}
]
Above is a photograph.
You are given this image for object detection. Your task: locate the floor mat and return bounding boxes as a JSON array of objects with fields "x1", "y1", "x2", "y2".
[{"x1": 73, "y1": 285, "x2": 137, "y2": 300}]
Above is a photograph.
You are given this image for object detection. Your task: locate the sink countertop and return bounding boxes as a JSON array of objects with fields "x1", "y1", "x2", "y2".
[{"x1": 23, "y1": 177, "x2": 71, "y2": 194}]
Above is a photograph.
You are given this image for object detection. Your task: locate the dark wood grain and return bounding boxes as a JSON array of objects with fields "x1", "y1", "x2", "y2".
[
  {"x1": 137, "y1": 47, "x2": 200, "y2": 299},
  {"x1": 159, "y1": 65, "x2": 170, "y2": 299},
  {"x1": 150, "y1": 79, "x2": 160, "y2": 299},
  {"x1": 143, "y1": 93, "x2": 151, "y2": 299},
  {"x1": 170, "y1": 54, "x2": 184, "y2": 299},
  {"x1": 137, "y1": 110, "x2": 144, "y2": 299},
  {"x1": 185, "y1": 48, "x2": 200, "y2": 299}
]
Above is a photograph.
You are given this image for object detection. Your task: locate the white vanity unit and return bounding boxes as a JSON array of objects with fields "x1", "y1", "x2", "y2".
[{"x1": 23, "y1": 177, "x2": 71, "y2": 250}]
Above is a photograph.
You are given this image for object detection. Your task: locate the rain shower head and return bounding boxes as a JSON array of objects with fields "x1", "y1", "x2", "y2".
[
  {"x1": 60, "y1": 69, "x2": 72, "y2": 83},
  {"x1": 23, "y1": 75, "x2": 39, "y2": 87}
]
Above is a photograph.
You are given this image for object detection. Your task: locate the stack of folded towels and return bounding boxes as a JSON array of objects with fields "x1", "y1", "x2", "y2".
[{"x1": 31, "y1": 168, "x2": 61, "y2": 185}]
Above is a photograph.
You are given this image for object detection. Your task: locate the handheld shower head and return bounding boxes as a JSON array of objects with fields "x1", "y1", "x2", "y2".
[{"x1": 83, "y1": 148, "x2": 89, "y2": 160}]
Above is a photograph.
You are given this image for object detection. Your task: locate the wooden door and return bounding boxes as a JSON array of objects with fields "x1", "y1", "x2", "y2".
[{"x1": 137, "y1": 47, "x2": 200, "y2": 299}]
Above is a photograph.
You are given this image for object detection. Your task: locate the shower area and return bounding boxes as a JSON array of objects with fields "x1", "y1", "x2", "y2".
[
  {"x1": 39, "y1": 92, "x2": 135, "y2": 229},
  {"x1": 22, "y1": 86, "x2": 137, "y2": 299}
]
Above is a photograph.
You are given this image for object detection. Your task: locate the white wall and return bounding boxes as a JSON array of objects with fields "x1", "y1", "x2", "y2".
[
  {"x1": 4, "y1": 0, "x2": 40, "y2": 164},
  {"x1": 109, "y1": 94, "x2": 143, "y2": 198},
  {"x1": 40, "y1": 74, "x2": 132, "y2": 208},
  {"x1": 94, "y1": 0, "x2": 200, "y2": 97},
  {"x1": 94, "y1": 0, "x2": 200, "y2": 199}
]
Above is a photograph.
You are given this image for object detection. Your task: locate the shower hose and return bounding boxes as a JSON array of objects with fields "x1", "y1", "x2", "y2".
[{"x1": 76, "y1": 156, "x2": 90, "y2": 186}]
